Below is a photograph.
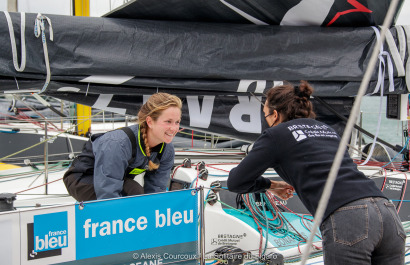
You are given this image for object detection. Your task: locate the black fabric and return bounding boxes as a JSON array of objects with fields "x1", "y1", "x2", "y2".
[
  {"x1": 63, "y1": 172, "x2": 97, "y2": 202},
  {"x1": 0, "y1": 11, "x2": 407, "y2": 145},
  {"x1": 63, "y1": 171, "x2": 144, "y2": 201},
  {"x1": 122, "y1": 177, "x2": 144, "y2": 196},
  {"x1": 227, "y1": 118, "x2": 387, "y2": 221},
  {"x1": 106, "y1": 0, "x2": 403, "y2": 27},
  {"x1": 0, "y1": 14, "x2": 406, "y2": 84},
  {"x1": 120, "y1": 127, "x2": 137, "y2": 164}
]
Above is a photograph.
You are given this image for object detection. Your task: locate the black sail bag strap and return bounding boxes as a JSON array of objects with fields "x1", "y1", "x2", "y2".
[{"x1": 119, "y1": 127, "x2": 137, "y2": 164}]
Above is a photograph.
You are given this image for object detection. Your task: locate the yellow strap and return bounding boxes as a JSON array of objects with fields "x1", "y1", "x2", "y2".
[
  {"x1": 129, "y1": 168, "x2": 146, "y2": 175},
  {"x1": 138, "y1": 126, "x2": 165, "y2": 155}
]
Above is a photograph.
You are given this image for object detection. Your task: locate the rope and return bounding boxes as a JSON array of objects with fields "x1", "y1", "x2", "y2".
[
  {"x1": 300, "y1": 1, "x2": 401, "y2": 263},
  {"x1": 361, "y1": 26, "x2": 395, "y2": 165},
  {"x1": 16, "y1": 177, "x2": 63, "y2": 194},
  {"x1": 0, "y1": 161, "x2": 68, "y2": 181},
  {"x1": 0, "y1": 110, "x2": 103, "y2": 163},
  {"x1": 241, "y1": 193, "x2": 306, "y2": 245},
  {"x1": 34, "y1": 13, "x2": 53, "y2": 94},
  {"x1": 396, "y1": 171, "x2": 408, "y2": 213},
  {"x1": 382, "y1": 136, "x2": 408, "y2": 168},
  {"x1": 4, "y1": 11, "x2": 26, "y2": 72},
  {"x1": 13, "y1": 94, "x2": 61, "y2": 131}
]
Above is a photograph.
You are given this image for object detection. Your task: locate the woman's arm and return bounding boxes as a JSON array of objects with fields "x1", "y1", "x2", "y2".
[
  {"x1": 93, "y1": 132, "x2": 130, "y2": 199},
  {"x1": 268, "y1": 180, "x2": 294, "y2": 200},
  {"x1": 227, "y1": 131, "x2": 278, "y2": 193}
]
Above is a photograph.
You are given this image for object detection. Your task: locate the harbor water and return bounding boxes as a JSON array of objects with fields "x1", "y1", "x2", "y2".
[{"x1": 360, "y1": 96, "x2": 406, "y2": 147}]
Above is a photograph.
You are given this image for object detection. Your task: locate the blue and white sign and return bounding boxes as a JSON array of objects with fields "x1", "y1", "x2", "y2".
[
  {"x1": 33, "y1": 211, "x2": 69, "y2": 253},
  {"x1": 75, "y1": 189, "x2": 199, "y2": 260}
]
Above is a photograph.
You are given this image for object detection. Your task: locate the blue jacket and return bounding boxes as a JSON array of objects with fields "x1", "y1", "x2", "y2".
[{"x1": 92, "y1": 124, "x2": 174, "y2": 199}]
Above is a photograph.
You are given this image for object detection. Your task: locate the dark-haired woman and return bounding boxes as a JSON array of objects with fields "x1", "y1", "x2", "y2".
[
  {"x1": 64, "y1": 93, "x2": 182, "y2": 201},
  {"x1": 227, "y1": 81, "x2": 405, "y2": 264}
]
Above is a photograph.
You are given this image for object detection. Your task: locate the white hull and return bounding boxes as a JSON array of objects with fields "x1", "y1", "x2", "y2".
[{"x1": 0, "y1": 150, "x2": 409, "y2": 264}]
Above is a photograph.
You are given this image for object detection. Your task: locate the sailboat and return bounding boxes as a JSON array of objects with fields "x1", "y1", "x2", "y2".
[{"x1": 0, "y1": 0, "x2": 409, "y2": 264}]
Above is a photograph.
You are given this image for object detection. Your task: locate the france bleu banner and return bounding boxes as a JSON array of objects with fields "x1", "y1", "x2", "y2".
[
  {"x1": 74, "y1": 189, "x2": 199, "y2": 264},
  {"x1": 33, "y1": 211, "x2": 68, "y2": 253}
]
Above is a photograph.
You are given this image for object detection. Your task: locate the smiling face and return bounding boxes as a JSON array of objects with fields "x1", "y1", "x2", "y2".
[{"x1": 146, "y1": 106, "x2": 181, "y2": 147}]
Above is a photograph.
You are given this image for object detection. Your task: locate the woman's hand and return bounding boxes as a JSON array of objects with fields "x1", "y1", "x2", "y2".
[{"x1": 268, "y1": 180, "x2": 295, "y2": 200}]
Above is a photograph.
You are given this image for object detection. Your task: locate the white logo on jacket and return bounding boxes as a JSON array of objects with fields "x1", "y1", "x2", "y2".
[{"x1": 292, "y1": 130, "x2": 307, "y2": 142}]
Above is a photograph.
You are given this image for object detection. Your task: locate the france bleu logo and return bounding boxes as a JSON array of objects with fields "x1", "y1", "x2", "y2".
[{"x1": 33, "y1": 211, "x2": 68, "y2": 252}]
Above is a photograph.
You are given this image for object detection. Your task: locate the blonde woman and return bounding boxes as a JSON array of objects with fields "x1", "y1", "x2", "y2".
[{"x1": 64, "y1": 93, "x2": 182, "y2": 201}]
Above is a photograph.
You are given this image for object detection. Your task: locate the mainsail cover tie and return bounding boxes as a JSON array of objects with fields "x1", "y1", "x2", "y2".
[
  {"x1": 361, "y1": 26, "x2": 393, "y2": 165},
  {"x1": 34, "y1": 13, "x2": 53, "y2": 94},
  {"x1": 4, "y1": 11, "x2": 26, "y2": 73},
  {"x1": 371, "y1": 26, "x2": 395, "y2": 94},
  {"x1": 395, "y1": 26, "x2": 406, "y2": 66},
  {"x1": 404, "y1": 25, "x2": 410, "y2": 90},
  {"x1": 385, "y1": 27, "x2": 405, "y2": 77}
]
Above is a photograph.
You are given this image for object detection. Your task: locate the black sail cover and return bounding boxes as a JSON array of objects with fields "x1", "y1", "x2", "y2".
[{"x1": 0, "y1": 0, "x2": 408, "y2": 141}]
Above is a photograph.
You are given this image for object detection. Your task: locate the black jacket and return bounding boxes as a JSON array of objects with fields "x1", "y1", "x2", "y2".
[{"x1": 228, "y1": 118, "x2": 386, "y2": 220}]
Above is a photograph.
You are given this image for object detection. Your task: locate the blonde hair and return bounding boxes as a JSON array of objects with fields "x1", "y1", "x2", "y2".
[{"x1": 138, "y1": 93, "x2": 182, "y2": 170}]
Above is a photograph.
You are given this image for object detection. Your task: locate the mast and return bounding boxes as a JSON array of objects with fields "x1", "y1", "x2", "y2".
[
  {"x1": 73, "y1": 0, "x2": 92, "y2": 137},
  {"x1": 7, "y1": 0, "x2": 17, "y2": 12}
]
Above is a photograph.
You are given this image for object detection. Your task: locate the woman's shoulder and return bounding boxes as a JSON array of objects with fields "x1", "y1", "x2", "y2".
[
  {"x1": 163, "y1": 142, "x2": 175, "y2": 155},
  {"x1": 279, "y1": 118, "x2": 328, "y2": 128},
  {"x1": 94, "y1": 125, "x2": 139, "y2": 146},
  {"x1": 265, "y1": 118, "x2": 327, "y2": 136}
]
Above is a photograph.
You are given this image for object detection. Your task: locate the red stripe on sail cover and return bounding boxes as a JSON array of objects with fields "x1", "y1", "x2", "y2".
[{"x1": 327, "y1": 0, "x2": 372, "y2": 26}]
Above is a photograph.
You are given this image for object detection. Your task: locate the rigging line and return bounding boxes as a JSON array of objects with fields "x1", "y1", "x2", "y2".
[
  {"x1": 4, "y1": 11, "x2": 26, "y2": 72},
  {"x1": 314, "y1": 96, "x2": 402, "y2": 152},
  {"x1": 396, "y1": 172, "x2": 408, "y2": 213},
  {"x1": 0, "y1": 152, "x2": 79, "y2": 161},
  {"x1": 381, "y1": 168, "x2": 388, "y2": 191},
  {"x1": 361, "y1": 78, "x2": 384, "y2": 165},
  {"x1": 18, "y1": 109, "x2": 46, "y2": 130},
  {"x1": 12, "y1": 94, "x2": 61, "y2": 131},
  {"x1": 31, "y1": 92, "x2": 67, "y2": 117},
  {"x1": 300, "y1": 0, "x2": 401, "y2": 264},
  {"x1": 65, "y1": 133, "x2": 75, "y2": 159},
  {"x1": 0, "y1": 110, "x2": 104, "y2": 163},
  {"x1": 347, "y1": 143, "x2": 381, "y2": 162},
  {"x1": 250, "y1": 92, "x2": 265, "y2": 106},
  {"x1": 16, "y1": 177, "x2": 63, "y2": 194},
  {"x1": 14, "y1": 77, "x2": 20, "y2": 90},
  {"x1": 382, "y1": 136, "x2": 408, "y2": 168},
  {"x1": 0, "y1": 109, "x2": 43, "y2": 130},
  {"x1": 86, "y1": 82, "x2": 90, "y2": 96},
  {"x1": 28, "y1": 170, "x2": 45, "y2": 187}
]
